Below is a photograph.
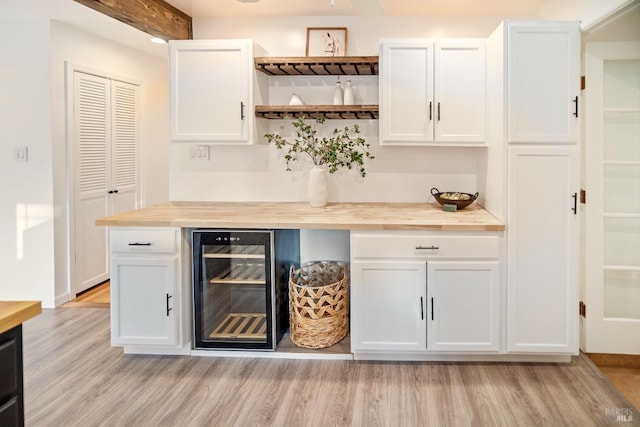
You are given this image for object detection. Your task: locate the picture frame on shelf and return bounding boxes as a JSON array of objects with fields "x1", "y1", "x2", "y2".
[{"x1": 305, "y1": 27, "x2": 348, "y2": 57}]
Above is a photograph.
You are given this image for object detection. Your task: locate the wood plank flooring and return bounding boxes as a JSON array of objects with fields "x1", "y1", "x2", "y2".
[
  {"x1": 22, "y1": 307, "x2": 639, "y2": 427},
  {"x1": 62, "y1": 281, "x2": 110, "y2": 308}
]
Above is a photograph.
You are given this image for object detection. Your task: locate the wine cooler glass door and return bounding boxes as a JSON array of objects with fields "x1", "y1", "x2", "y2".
[{"x1": 193, "y1": 230, "x2": 274, "y2": 350}]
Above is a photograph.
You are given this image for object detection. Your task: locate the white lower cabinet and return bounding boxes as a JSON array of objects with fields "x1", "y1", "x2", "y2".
[
  {"x1": 109, "y1": 227, "x2": 188, "y2": 354},
  {"x1": 350, "y1": 231, "x2": 503, "y2": 358},
  {"x1": 506, "y1": 146, "x2": 579, "y2": 354},
  {"x1": 111, "y1": 256, "x2": 179, "y2": 346},
  {"x1": 351, "y1": 261, "x2": 427, "y2": 352},
  {"x1": 427, "y1": 261, "x2": 500, "y2": 352}
]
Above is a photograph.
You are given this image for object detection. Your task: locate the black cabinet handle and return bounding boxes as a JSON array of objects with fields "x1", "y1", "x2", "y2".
[
  {"x1": 108, "y1": 189, "x2": 119, "y2": 194},
  {"x1": 431, "y1": 297, "x2": 434, "y2": 321},
  {"x1": 166, "y1": 293, "x2": 172, "y2": 316},
  {"x1": 420, "y1": 297, "x2": 424, "y2": 320},
  {"x1": 429, "y1": 101, "x2": 432, "y2": 121},
  {"x1": 416, "y1": 245, "x2": 439, "y2": 250},
  {"x1": 573, "y1": 96, "x2": 578, "y2": 117},
  {"x1": 571, "y1": 193, "x2": 577, "y2": 215},
  {"x1": 128, "y1": 242, "x2": 152, "y2": 246},
  {"x1": 240, "y1": 101, "x2": 245, "y2": 120},
  {"x1": 437, "y1": 102, "x2": 441, "y2": 121}
]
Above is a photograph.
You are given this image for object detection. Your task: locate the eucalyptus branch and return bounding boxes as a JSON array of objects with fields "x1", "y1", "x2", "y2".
[{"x1": 264, "y1": 116, "x2": 375, "y2": 177}]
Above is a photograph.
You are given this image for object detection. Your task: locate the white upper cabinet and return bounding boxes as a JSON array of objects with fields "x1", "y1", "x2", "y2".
[
  {"x1": 380, "y1": 39, "x2": 486, "y2": 146},
  {"x1": 380, "y1": 40, "x2": 434, "y2": 143},
  {"x1": 434, "y1": 41, "x2": 487, "y2": 143},
  {"x1": 507, "y1": 22, "x2": 580, "y2": 143},
  {"x1": 170, "y1": 39, "x2": 254, "y2": 143}
]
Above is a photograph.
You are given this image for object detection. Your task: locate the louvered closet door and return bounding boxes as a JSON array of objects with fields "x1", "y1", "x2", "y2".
[
  {"x1": 73, "y1": 71, "x2": 139, "y2": 294},
  {"x1": 110, "y1": 80, "x2": 138, "y2": 216}
]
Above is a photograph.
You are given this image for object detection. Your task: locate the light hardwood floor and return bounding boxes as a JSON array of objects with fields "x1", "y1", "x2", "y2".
[
  {"x1": 22, "y1": 307, "x2": 639, "y2": 427},
  {"x1": 62, "y1": 281, "x2": 110, "y2": 308}
]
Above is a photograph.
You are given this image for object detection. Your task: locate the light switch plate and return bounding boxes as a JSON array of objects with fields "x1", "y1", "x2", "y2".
[{"x1": 15, "y1": 146, "x2": 28, "y2": 162}]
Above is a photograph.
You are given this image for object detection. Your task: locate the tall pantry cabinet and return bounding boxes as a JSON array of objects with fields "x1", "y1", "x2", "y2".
[{"x1": 488, "y1": 21, "x2": 581, "y2": 354}]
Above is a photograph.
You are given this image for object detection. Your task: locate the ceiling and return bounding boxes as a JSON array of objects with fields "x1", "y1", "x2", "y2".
[{"x1": 165, "y1": 0, "x2": 547, "y2": 18}]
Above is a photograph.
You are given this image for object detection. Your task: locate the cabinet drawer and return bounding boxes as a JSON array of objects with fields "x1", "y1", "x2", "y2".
[
  {"x1": 111, "y1": 229, "x2": 178, "y2": 254},
  {"x1": 0, "y1": 337, "x2": 18, "y2": 402},
  {"x1": 352, "y1": 233, "x2": 500, "y2": 259}
]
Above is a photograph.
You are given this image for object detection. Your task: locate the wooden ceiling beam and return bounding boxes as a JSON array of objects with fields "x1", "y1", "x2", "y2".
[{"x1": 73, "y1": 0, "x2": 192, "y2": 41}]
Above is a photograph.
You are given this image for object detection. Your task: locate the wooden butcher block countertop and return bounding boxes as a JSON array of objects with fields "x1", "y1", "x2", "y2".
[
  {"x1": 0, "y1": 301, "x2": 42, "y2": 334},
  {"x1": 96, "y1": 202, "x2": 505, "y2": 231}
]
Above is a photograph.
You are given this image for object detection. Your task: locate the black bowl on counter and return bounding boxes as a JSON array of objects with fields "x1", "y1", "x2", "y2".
[{"x1": 430, "y1": 187, "x2": 479, "y2": 210}]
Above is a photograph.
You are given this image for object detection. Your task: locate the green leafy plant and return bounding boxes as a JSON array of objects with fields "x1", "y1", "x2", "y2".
[{"x1": 264, "y1": 116, "x2": 375, "y2": 177}]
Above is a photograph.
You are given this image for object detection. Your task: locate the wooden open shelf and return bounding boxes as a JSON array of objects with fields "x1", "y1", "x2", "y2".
[
  {"x1": 255, "y1": 105, "x2": 379, "y2": 120},
  {"x1": 254, "y1": 56, "x2": 379, "y2": 120},
  {"x1": 254, "y1": 56, "x2": 378, "y2": 76}
]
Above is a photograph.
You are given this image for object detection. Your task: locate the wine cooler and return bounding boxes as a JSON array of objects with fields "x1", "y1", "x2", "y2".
[{"x1": 192, "y1": 229, "x2": 299, "y2": 350}]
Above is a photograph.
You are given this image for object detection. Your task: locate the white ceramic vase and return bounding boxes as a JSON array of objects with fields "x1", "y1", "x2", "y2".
[
  {"x1": 343, "y1": 80, "x2": 355, "y2": 105},
  {"x1": 333, "y1": 80, "x2": 343, "y2": 105},
  {"x1": 307, "y1": 166, "x2": 328, "y2": 208}
]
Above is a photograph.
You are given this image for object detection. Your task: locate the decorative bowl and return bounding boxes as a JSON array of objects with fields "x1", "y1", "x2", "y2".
[{"x1": 430, "y1": 187, "x2": 479, "y2": 210}]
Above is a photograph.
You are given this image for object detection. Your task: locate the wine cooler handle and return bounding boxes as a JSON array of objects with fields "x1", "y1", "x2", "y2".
[{"x1": 166, "y1": 293, "x2": 172, "y2": 316}]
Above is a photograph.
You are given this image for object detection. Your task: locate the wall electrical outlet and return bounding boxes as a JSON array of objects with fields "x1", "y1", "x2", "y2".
[{"x1": 189, "y1": 145, "x2": 210, "y2": 161}]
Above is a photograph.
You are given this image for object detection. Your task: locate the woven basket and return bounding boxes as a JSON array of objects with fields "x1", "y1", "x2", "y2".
[{"x1": 289, "y1": 261, "x2": 348, "y2": 349}]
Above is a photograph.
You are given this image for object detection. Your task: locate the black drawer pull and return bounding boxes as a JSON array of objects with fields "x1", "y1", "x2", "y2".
[
  {"x1": 128, "y1": 242, "x2": 152, "y2": 246},
  {"x1": 415, "y1": 245, "x2": 439, "y2": 250}
]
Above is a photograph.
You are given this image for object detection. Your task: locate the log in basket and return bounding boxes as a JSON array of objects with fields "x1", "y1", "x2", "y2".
[{"x1": 288, "y1": 261, "x2": 348, "y2": 349}]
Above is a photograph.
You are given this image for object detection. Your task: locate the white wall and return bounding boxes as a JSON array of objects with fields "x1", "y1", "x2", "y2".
[
  {"x1": 0, "y1": 19, "x2": 56, "y2": 307},
  {"x1": 536, "y1": 0, "x2": 636, "y2": 29},
  {"x1": 0, "y1": 15, "x2": 170, "y2": 307}
]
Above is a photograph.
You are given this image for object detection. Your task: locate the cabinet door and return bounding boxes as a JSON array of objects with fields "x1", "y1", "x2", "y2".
[
  {"x1": 507, "y1": 23, "x2": 580, "y2": 143},
  {"x1": 111, "y1": 256, "x2": 179, "y2": 346},
  {"x1": 351, "y1": 261, "x2": 427, "y2": 352},
  {"x1": 427, "y1": 261, "x2": 500, "y2": 352},
  {"x1": 170, "y1": 40, "x2": 252, "y2": 143},
  {"x1": 507, "y1": 145, "x2": 579, "y2": 353},
  {"x1": 380, "y1": 40, "x2": 434, "y2": 144},
  {"x1": 434, "y1": 41, "x2": 486, "y2": 143}
]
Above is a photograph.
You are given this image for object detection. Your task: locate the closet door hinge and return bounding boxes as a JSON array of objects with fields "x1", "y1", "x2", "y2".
[
  {"x1": 579, "y1": 301, "x2": 586, "y2": 318},
  {"x1": 580, "y1": 189, "x2": 586, "y2": 204}
]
